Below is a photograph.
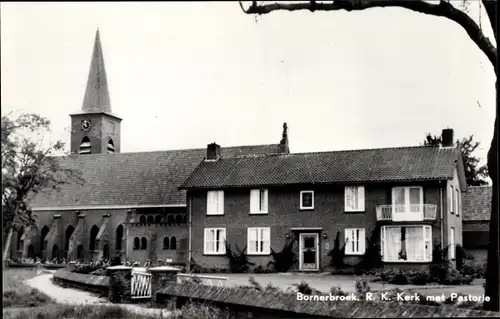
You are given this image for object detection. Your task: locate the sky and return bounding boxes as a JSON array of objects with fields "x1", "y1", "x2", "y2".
[{"x1": 1, "y1": 2, "x2": 496, "y2": 171}]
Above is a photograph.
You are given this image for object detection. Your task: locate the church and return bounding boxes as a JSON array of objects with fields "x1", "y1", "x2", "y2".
[{"x1": 11, "y1": 30, "x2": 290, "y2": 264}]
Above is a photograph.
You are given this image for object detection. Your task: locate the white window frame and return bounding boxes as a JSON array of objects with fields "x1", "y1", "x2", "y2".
[
  {"x1": 203, "y1": 228, "x2": 226, "y2": 255},
  {"x1": 449, "y1": 227, "x2": 456, "y2": 259},
  {"x1": 455, "y1": 188, "x2": 460, "y2": 216},
  {"x1": 344, "y1": 228, "x2": 365, "y2": 255},
  {"x1": 449, "y1": 185, "x2": 454, "y2": 214},
  {"x1": 206, "y1": 190, "x2": 224, "y2": 215},
  {"x1": 381, "y1": 225, "x2": 432, "y2": 263},
  {"x1": 250, "y1": 189, "x2": 268, "y2": 214},
  {"x1": 247, "y1": 227, "x2": 271, "y2": 255},
  {"x1": 344, "y1": 186, "x2": 365, "y2": 212},
  {"x1": 300, "y1": 190, "x2": 314, "y2": 210}
]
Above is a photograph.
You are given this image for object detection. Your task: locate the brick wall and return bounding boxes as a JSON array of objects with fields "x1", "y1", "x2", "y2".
[{"x1": 189, "y1": 181, "x2": 445, "y2": 271}]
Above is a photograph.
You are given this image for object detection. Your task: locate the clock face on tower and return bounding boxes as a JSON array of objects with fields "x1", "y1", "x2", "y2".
[{"x1": 81, "y1": 120, "x2": 92, "y2": 132}]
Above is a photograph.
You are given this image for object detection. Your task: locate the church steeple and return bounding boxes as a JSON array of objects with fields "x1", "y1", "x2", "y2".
[
  {"x1": 70, "y1": 29, "x2": 122, "y2": 155},
  {"x1": 82, "y1": 29, "x2": 111, "y2": 114}
]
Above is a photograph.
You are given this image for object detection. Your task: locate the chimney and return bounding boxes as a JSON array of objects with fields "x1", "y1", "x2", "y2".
[
  {"x1": 441, "y1": 128, "x2": 454, "y2": 147},
  {"x1": 279, "y1": 122, "x2": 290, "y2": 153},
  {"x1": 206, "y1": 142, "x2": 221, "y2": 160}
]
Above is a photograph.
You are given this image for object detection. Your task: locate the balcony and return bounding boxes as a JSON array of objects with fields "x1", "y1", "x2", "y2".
[{"x1": 376, "y1": 204, "x2": 437, "y2": 222}]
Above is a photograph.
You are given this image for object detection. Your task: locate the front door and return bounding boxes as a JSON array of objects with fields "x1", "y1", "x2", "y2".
[{"x1": 299, "y1": 233, "x2": 319, "y2": 271}]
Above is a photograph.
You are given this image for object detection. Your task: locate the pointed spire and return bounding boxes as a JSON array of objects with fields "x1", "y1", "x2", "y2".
[
  {"x1": 82, "y1": 29, "x2": 111, "y2": 113},
  {"x1": 279, "y1": 122, "x2": 290, "y2": 153}
]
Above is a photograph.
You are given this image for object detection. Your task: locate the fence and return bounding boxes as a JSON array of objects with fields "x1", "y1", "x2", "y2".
[
  {"x1": 177, "y1": 273, "x2": 228, "y2": 287},
  {"x1": 131, "y1": 270, "x2": 152, "y2": 299}
]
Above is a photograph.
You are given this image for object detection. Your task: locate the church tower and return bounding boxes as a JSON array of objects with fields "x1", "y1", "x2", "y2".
[{"x1": 70, "y1": 29, "x2": 122, "y2": 155}]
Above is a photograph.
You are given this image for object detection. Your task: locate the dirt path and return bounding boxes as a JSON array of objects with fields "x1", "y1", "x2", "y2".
[{"x1": 24, "y1": 273, "x2": 173, "y2": 317}]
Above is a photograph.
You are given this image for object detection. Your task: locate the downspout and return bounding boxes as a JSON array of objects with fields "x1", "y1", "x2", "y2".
[
  {"x1": 187, "y1": 193, "x2": 192, "y2": 271},
  {"x1": 440, "y1": 184, "x2": 444, "y2": 247}
]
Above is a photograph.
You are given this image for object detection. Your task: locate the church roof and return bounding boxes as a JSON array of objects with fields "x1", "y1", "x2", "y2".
[
  {"x1": 81, "y1": 29, "x2": 112, "y2": 114},
  {"x1": 29, "y1": 144, "x2": 285, "y2": 209}
]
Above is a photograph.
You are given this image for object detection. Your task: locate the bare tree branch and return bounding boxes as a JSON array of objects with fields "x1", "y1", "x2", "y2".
[{"x1": 239, "y1": 0, "x2": 497, "y2": 69}]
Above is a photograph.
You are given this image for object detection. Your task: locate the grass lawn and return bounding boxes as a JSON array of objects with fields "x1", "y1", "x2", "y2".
[
  {"x1": 3, "y1": 268, "x2": 53, "y2": 308},
  {"x1": 2, "y1": 304, "x2": 161, "y2": 319}
]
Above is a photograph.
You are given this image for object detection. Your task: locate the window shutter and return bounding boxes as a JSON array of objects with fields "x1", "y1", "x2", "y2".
[
  {"x1": 359, "y1": 228, "x2": 366, "y2": 253},
  {"x1": 250, "y1": 190, "x2": 259, "y2": 214},
  {"x1": 344, "y1": 229, "x2": 352, "y2": 254},
  {"x1": 262, "y1": 228, "x2": 271, "y2": 254},
  {"x1": 357, "y1": 186, "x2": 365, "y2": 211}
]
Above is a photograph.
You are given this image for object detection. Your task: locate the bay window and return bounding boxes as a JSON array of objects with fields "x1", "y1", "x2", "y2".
[{"x1": 381, "y1": 225, "x2": 432, "y2": 262}]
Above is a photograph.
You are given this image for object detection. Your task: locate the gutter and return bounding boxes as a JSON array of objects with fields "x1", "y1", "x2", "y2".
[
  {"x1": 440, "y1": 184, "x2": 444, "y2": 247},
  {"x1": 188, "y1": 194, "x2": 193, "y2": 271}
]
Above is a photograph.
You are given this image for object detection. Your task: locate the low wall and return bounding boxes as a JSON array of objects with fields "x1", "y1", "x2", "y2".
[
  {"x1": 7, "y1": 263, "x2": 67, "y2": 269},
  {"x1": 157, "y1": 283, "x2": 499, "y2": 318},
  {"x1": 53, "y1": 268, "x2": 109, "y2": 296}
]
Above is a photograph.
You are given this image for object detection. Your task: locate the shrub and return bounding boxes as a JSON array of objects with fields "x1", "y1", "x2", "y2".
[
  {"x1": 330, "y1": 286, "x2": 348, "y2": 296},
  {"x1": 264, "y1": 282, "x2": 281, "y2": 292},
  {"x1": 455, "y1": 244, "x2": 468, "y2": 270},
  {"x1": 172, "y1": 302, "x2": 228, "y2": 319},
  {"x1": 355, "y1": 278, "x2": 371, "y2": 300},
  {"x1": 293, "y1": 280, "x2": 315, "y2": 295},
  {"x1": 267, "y1": 240, "x2": 297, "y2": 273},
  {"x1": 248, "y1": 276, "x2": 263, "y2": 290},
  {"x1": 225, "y1": 244, "x2": 254, "y2": 273},
  {"x1": 459, "y1": 259, "x2": 486, "y2": 279},
  {"x1": 373, "y1": 264, "x2": 473, "y2": 286},
  {"x1": 328, "y1": 232, "x2": 347, "y2": 269}
]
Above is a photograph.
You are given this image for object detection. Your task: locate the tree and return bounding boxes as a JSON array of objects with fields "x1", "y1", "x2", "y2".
[
  {"x1": 1, "y1": 113, "x2": 83, "y2": 262},
  {"x1": 239, "y1": 0, "x2": 498, "y2": 311},
  {"x1": 423, "y1": 133, "x2": 489, "y2": 186}
]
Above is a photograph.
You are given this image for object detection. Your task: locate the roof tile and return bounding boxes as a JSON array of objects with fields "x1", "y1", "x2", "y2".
[{"x1": 462, "y1": 186, "x2": 492, "y2": 221}]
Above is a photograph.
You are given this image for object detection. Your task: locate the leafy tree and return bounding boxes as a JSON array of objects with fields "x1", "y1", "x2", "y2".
[
  {"x1": 1, "y1": 113, "x2": 83, "y2": 262},
  {"x1": 423, "y1": 133, "x2": 489, "y2": 186},
  {"x1": 239, "y1": 0, "x2": 498, "y2": 311}
]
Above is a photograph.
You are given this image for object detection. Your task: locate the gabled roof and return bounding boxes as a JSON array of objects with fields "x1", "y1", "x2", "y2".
[
  {"x1": 462, "y1": 186, "x2": 492, "y2": 221},
  {"x1": 180, "y1": 146, "x2": 462, "y2": 189},
  {"x1": 29, "y1": 144, "x2": 284, "y2": 209}
]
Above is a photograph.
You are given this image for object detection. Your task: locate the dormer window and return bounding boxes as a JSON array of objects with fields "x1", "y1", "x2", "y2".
[
  {"x1": 107, "y1": 138, "x2": 115, "y2": 154},
  {"x1": 79, "y1": 136, "x2": 91, "y2": 154}
]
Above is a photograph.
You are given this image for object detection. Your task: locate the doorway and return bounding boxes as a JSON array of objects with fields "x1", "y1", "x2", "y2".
[{"x1": 299, "y1": 233, "x2": 319, "y2": 271}]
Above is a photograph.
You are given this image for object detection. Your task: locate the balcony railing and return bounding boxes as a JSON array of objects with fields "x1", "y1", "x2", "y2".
[{"x1": 376, "y1": 204, "x2": 437, "y2": 221}]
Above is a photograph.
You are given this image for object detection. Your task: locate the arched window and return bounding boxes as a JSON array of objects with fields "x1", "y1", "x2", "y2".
[
  {"x1": 167, "y1": 215, "x2": 174, "y2": 226},
  {"x1": 103, "y1": 244, "x2": 110, "y2": 260},
  {"x1": 146, "y1": 215, "x2": 154, "y2": 224},
  {"x1": 107, "y1": 138, "x2": 115, "y2": 154},
  {"x1": 175, "y1": 215, "x2": 183, "y2": 225},
  {"x1": 17, "y1": 227, "x2": 24, "y2": 251},
  {"x1": 139, "y1": 215, "x2": 146, "y2": 224},
  {"x1": 41, "y1": 226, "x2": 49, "y2": 252},
  {"x1": 133, "y1": 237, "x2": 140, "y2": 250},
  {"x1": 140, "y1": 237, "x2": 147, "y2": 250},
  {"x1": 65, "y1": 225, "x2": 75, "y2": 252},
  {"x1": 155, "y1": 215, "x2": 163, "y2": 223},
  {"x1": 170, "y1": 237, "x2": 177, "y2": 250},
  {"x1": 89, "y1": 225, "x2": 99, "y2": 251},
  {"x1": 52, "y1": 245, "x2": 59, "y2": 260},
  {"x1": 80, "y1": 136, "x2": 91, "y2": 154},
  {"x1": 77, "y1": 245, "x2": 84, "y2": 261},
  {"x1": 115, "y1": 225, "x2": 124, "y2": 251},
  {"x1": 163, "y1": 237, "x2": 169, "y2": 250}
]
